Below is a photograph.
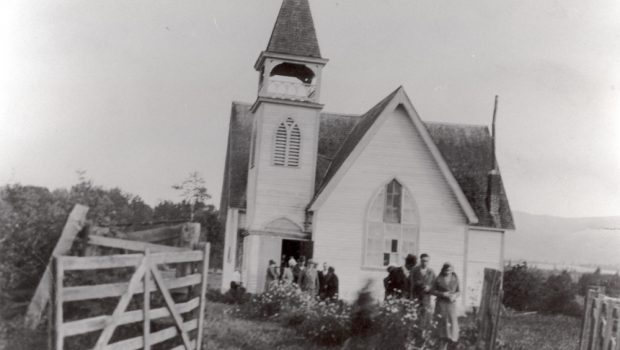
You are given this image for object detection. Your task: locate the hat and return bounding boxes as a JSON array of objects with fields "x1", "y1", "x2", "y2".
[
  {"x1": 405, "y1": 254, "x2": 417, "y2": 266},
  {"x1": 288, "y1": 257, "x2": 297, "y2": 266}
]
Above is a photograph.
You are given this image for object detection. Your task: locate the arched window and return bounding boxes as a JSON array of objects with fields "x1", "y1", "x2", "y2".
[
  {"x1": 273, "y1": 117, "x2": 301, "y2": 167},
  {"x1": 364, "y1": 179, "x2": 419, "y2": 267}
]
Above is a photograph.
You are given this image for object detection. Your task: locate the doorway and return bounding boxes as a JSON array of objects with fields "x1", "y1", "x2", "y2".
[{"x1": 281, "y1": 239, "x2": 313, "y2": 265}]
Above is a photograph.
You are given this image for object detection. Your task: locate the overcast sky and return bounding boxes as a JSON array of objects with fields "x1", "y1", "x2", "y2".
[{"x1": 1, "y1": 0, "x2": 619, "y2": 218}]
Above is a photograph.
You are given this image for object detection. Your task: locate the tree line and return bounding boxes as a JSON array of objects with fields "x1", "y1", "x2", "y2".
[{"x1": 0, "y1": 176, "x2": 223, "y2": 299}]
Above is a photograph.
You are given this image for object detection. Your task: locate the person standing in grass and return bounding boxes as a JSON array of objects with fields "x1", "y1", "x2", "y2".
[
  {"x1": 411, "y1": 253, "x2": 436, "y2": 326},
  {"x1": 300, "y1": 260, "x2": 320, "y2": 296},
  {"x1": 265, "y1": 259, "x2": 278, "y2": 291},
  {"x1": 431, "y1": 262, "x2": 460, "y2": 350}
]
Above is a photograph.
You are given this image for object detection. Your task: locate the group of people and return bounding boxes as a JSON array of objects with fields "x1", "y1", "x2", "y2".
[
  {"x1": 384, "y1": 253, "x2": 460, "y2": 350},
  {"x1": 265, "y1": 256, "x2": 339, "y2": 300}
]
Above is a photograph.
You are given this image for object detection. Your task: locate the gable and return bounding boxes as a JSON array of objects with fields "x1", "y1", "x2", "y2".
[
  {"x1": 309, "y1": 88, "x2": 479, "y2": 225},
  {"x1": 220, "y1": 88, "x2": 515, "y2": 230}
]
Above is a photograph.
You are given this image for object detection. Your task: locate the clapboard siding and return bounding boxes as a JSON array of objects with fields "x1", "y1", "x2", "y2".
[
  {"x1": 314, "y1": 105, "x2": 468, "y2": 302},
  {"x1": 466, "y1": 229, "x2": 503, "y2": 308},
  {"x1": 247, "y1": 102, "x2": 320, "y2": 230}
]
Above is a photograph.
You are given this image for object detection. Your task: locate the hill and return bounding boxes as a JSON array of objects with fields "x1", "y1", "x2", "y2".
[{"x1": 505, "y1": 211, "x2": 620, "y2": 271}]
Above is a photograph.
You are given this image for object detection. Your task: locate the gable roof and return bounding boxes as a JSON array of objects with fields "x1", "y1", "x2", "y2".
[
  {"x1": 266, "y1": 0, "x2": 322, "y2": 58},
  {"x1": 219, "y1": 92, "x2": 515, "y2": 230}
]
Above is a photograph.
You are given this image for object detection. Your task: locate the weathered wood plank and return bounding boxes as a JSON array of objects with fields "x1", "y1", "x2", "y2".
[
  {"x1": 580, "y1": 290, "x2": 596, "y2": 350},
  {"x1": 94, "y1": 257, "x2": 147, "y2": 349},
  {"x1": 63, "y1": 273, "x2": 202, "y2": 301},
  {"x1": 196, "y1": 243, "x2": 210, "y2": 350},
  {"x1": 63, "y1": 297, "x2": 199, "y2": 337},
  {"x1": 100, "y1": 320, "x2": 197, "y2": 350},
  {"x1": 61, "y1": 250, "x2": 203, "y2": 270},
  {"x1": 143, "y1": 250, "x2": 151, "y2": 350},
  {"x1": 25, "y1": 204, "x2": 89, "y2": 329},
  {"x1": 88, "y1": 235, "x2": 190, "y2": 253},
  {"x1": 119, "y1": 224, "x2": 185, "y2": 243},
  {"x1": 150, "y1": 266, "x2": 193, "y2": 349},
  {"x1": 54, "y1": 257, "x2": 64, "y2": 350}
]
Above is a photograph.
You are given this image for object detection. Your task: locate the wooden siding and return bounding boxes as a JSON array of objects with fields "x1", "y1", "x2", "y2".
[
  {"x1": 313, "y1": 105, "x2": 469, "y2": 302},
  {"x1": 466, "y1": 229, "x2": 504, "y2": 308},
  {"x1": 247, "y1": 103, "x2": 320, "y2": 231},
  {"x1": 222, "y1": 208, "x2": 239, "y2": 292}
]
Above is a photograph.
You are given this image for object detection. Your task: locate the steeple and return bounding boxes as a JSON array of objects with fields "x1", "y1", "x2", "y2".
[
  {"x1": 266, "y1": 0, "x2": 321, "y2": 58},
  {"x1": 253, "y1": 0, "x2": 328, "y2": 110}
]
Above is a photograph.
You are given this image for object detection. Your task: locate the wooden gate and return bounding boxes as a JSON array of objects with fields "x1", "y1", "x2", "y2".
[
  {"x1": 580, "y1": 289, "x2": 620, "y2": 350},
  {"x1": 477, "y1": 268, "x2": 503, "y2": 350},
  {"x1": 49, "y1": 245, "x2": 210, "y2": 350}
]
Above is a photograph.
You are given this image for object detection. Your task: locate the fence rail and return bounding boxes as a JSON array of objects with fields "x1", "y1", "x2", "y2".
[
  {"x1": 580, "y1": 289, "x2": 620, "y2": 350},
  {"x1": 50, "y1": 244, "x2": 210, "y2": 350}
]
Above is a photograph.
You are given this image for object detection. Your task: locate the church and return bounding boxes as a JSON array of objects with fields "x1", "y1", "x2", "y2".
[{"x1": 219, "y1": 0, "x2": 514, "y2": 309}]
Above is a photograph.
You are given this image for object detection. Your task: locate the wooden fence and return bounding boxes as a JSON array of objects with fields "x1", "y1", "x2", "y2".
[
  {"x1": 49, "y1": 245, "x2": 210, "y2": 350},
  {"x1": 477, "y1": 268, "x2": 503, "y2": 350},
  {"x1": 579, "y1": 289, "x2": 620, "y2": 350}
]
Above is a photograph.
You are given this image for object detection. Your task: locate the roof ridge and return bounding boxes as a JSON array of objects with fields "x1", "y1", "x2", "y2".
[{"x1": 424, "y1": 121, "x2": 488, "y2": 129}]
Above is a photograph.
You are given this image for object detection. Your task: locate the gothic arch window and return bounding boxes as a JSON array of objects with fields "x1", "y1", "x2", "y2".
[
  {"x1": 364, "y1": 179, "x2": 419, "y2": 267},
  {"x1": 273, "y1": 117, "x2": 301, "y2": 167}
]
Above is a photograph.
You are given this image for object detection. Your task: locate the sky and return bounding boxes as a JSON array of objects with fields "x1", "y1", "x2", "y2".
[{"x1": 1, "y1": 0, "x2": 619, "y2": 218}]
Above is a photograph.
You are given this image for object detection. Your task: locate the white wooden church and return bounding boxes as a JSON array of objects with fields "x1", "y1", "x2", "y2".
[{"x1": 220, "y1": 0, "x2": 514, "y2": 310}]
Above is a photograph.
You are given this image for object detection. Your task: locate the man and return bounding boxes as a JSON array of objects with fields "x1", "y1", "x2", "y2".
[
  {"x1": 265, "y1": 259, "x2": 278, "y2": 291},
  {"x1": 300, "y1": 260, "x2": 320, "y2": 296},
  {"x1": 385, "y1": 254, "x2": 416, "y2": 299},
  {"x1": 411, "y1": 253, "x2": 436, "y2": 326},
  {"x1": 323, "y1": 266, "x2": 339, "y2": 300},
  {"x1": 318, "y1": 262, "x2": 328, "y2": 298}
]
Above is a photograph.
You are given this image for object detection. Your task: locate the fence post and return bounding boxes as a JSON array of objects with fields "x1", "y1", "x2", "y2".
[
  {"x1": 580, "y1": 289, "x2": 595, "y2": 350},
  {"x1": 51, "y1": 256, "x2": 64, "y2": 350},
  {"x1": 143, "y1": 249, "x2": 151, "y2": 350},
  {"x1": 196, "y1": 243, "x2": 210, "y2": 350}
]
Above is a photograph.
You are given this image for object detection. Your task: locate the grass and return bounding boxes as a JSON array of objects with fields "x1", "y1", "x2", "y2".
[
  {"x1": 0, "y1": 302, "x2": 581, "y2": 350},
  {"x1": 498, "y1": 313, "x2": 580, "y2": 350}
]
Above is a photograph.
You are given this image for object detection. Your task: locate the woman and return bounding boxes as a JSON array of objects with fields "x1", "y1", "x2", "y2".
[
  {"x1": 281, "y1": 258, "x2": 295, "y2": 285},
  {"x1": 431, "y1": 262, "x2": 460, "y2": 350}
]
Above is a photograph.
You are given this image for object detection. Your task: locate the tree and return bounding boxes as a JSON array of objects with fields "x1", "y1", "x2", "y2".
[{"x1": 172, "y1": 172, "x2": 211, "y2": 221}]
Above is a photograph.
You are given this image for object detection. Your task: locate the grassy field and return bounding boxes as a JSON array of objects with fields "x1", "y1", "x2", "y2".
[{"x1": 0, "y1": 302, "x2": 581, "y2": 350}]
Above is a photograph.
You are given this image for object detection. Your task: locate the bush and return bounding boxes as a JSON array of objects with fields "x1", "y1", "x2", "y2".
[
  {"x1": 234, "y1": 281, "x2": 310, "y2": 319},
  {"x1": 503, "y1": 263, "x2": 545, "y2": 311},
  {"x1": 540, "y1": 271, "x2": 581, "y2": 317},
  {"x1": 298, "y1": 299, "x2": 352, "y2": 345}
]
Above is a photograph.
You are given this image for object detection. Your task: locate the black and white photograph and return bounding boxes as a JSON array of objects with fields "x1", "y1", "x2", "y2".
[{"x1": 1, "y1": 1, "x2": 619, "y2": 349}]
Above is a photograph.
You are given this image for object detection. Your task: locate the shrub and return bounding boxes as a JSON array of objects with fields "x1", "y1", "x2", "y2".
[
  {"x1": 540, "y1": 271, "x2": 581, "y2": 317},
  {"x1": 298, "y1": 299, "x2": 352, "y2": 345},
  {"x1": 503, "y1": 263, "x2": 545, "y2": 311},
  {"x1": 233, "y1": 281, "x2": 309, "y2": 319}
]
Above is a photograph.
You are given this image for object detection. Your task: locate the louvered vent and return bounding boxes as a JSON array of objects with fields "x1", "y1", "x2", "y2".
[{"x1": 273, "y1": 117, "x2": 301, "y2": 167}]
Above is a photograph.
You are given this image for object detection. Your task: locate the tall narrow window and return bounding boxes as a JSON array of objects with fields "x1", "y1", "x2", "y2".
[
  {"x1": 273, "y1": 117, "x2": 301, "y2": 167},
  {"x1": 364, "y1": 179, "x2": 419, "y2": 267}
]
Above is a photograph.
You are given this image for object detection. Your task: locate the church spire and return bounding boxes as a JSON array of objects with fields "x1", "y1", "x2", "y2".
[{"x1": 266, "y1": 0, "x2": 321, "y2": 58}]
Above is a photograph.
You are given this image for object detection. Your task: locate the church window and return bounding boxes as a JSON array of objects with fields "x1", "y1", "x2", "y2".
[
  {"x1": 364, "y1": 179, "x2": 419, "y2": 268},
  {"x1": 273, "y1": 117, "x2": 301, "y2": 167}
]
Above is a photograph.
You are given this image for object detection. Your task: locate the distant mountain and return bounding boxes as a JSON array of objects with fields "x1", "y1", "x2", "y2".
[{"x1": 505, "y1": 211, "x2": 620, "y2": 270}]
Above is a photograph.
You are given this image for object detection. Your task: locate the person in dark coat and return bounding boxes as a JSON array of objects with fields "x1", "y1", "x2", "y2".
[
  {"x1": 265, "y1": 259, "x2": 278, "y2": 291},
  {"x1": 384, "y1": 254, "x2": 417, "y2": 299},
  {"x1": 323, "y1": 266, "x2": 339, "y2": 300}
]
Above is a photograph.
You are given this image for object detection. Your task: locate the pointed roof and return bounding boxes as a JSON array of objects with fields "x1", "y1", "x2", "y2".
[
  {"x1": 266, "y1": 0, "x2": 322, "y2": 58},
  {"x1": 219, "y1": 91, "x2": 515, "y2": 230}
]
